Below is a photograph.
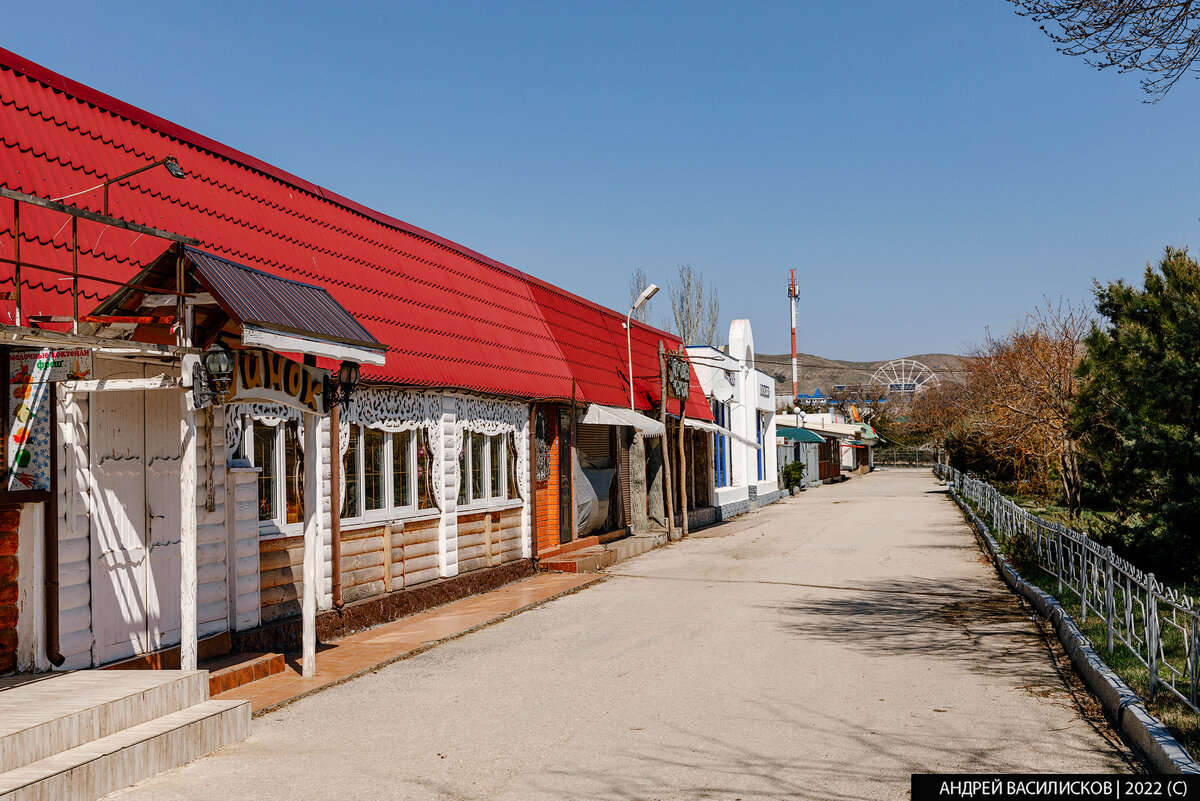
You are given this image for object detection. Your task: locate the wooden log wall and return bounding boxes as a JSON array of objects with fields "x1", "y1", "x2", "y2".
[
  {"x1": 226, "y1": 467, "x2": 260, "y2": 630},
  {"x1": 337, "y1": 516, "x2": 441, "y2": 603},
  {"x1": 256, "y1": 417, "x2": 333, "y2": 624},
  {"x1": 457, "y1": 506, "x2": 523, "y2": 574},
  {"x1": 193, "y1": 406, "x2": 228, "y2": 639},
  {"x1": 56, "y1": 387, "x2": 92, "y2": 669}
]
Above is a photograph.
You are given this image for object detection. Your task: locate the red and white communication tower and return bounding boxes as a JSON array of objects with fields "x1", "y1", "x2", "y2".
[{"x1": 788, "y1": 268, "x2": 799, "y2": 400}]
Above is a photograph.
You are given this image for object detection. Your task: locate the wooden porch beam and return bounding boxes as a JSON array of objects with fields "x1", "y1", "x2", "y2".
[{"x1": 60, "y1": 374, "x2": 180, "y2": 393}]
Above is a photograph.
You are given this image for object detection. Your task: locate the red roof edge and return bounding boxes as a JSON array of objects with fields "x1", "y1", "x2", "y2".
[
  {"x1": 0, "y1": 46, "x2": 699, "y2": 405},
  {"x1": 523, "y1": 271, "x2": 680, "y2": 345},
  {"x1": 0, "y1": 46, "x2": 533, "y2": 281},
  {"x1": 0, "y1": 47, "x2": 691, "y2": 344}
]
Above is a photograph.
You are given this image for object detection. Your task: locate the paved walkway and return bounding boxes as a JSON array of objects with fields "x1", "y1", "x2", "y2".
[
  {"x1": 216, "y1": 572, "x2": 600, "y2": 713},
  {"x1": 112, "y1": 470, "x2": 1136, "y2": 801}
]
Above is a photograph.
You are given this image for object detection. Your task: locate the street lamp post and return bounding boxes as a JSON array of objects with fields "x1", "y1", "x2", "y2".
[
  {"x1": 103, "y1": 156, "x2": 186, "y2": 215},
  {"x1": 626, "y1": 283, "x2": 659, "y2": 410}
]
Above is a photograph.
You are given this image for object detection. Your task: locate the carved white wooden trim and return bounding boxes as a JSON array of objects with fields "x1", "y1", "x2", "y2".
[
  {"x1": 336, "y1": 389, "x2": 444, "y2": 508},
  {"x1": 338, "y1": 389, "x2": 442, "y2": 451},
  {"x1": 224, "y1": 403, "x2": 305, "y2": 456},
  {"x1": 452, "y1": 396, "x2": 529, "y2": 501}
]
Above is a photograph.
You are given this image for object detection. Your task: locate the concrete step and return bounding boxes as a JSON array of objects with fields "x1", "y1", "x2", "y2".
[
  {"x1": 202, "y1": 653, "x2": 286, "y2": 696},
  {"x1": 539, "y1": 534, "x2": 663, "y2": 573},
  {"x1": 0, "y1": 671, "x2": 208, "y2": 774},
  {"x1": 0, "y1": 699, "x2": 250, "y2": 801},
  {"x1": 540, "y1": 548, "x2": 618, "y2": 573}
]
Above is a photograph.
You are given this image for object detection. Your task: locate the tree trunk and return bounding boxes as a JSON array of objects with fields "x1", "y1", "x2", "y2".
[{"x1": 1060, "y1": 439, "x2": 1082, "y2": 516}]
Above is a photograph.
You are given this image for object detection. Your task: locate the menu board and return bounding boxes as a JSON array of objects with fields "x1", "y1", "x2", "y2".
[{"x1": 5, "y1": 348, "x2": 91, "y2": 492}]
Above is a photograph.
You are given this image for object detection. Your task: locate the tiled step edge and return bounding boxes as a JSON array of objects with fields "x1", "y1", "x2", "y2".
[
  {"x1": 0, "y1": 700, "x2": 250, "y2": 801},
  {"x1": 207, "y1": 654, "x2": 286, "y2": 696},
  {"x1": 0, "y1": 671, "x2": 209, "y2": 774}
]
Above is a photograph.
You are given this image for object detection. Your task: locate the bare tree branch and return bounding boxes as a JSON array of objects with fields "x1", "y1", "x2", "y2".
[
  {"x1": 666, "y1": 263, "x2": 720, "y2": 346},
  {"x1": 1010, "y1": 0, "x2": 1200, "y2": 100},
  {"x1": 628, "y1": 268, "x2": 652, "y2": 324}
]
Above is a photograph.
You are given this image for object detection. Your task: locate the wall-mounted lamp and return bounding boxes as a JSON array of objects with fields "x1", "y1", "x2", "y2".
[
  {"x1": 327, "y1": 360, "x2": 361, "y2": 407},
  {"x1": 203, "y1": 342, "x2": 235, "y2": 388},
  {"x1": 191, "y1": 341, "x2": 235, "y2": 408}
]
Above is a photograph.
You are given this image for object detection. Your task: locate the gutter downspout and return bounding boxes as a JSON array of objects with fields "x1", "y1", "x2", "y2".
[
  {"x1": 330, "y1": 402, "x2": 344, "y2": 608},
  {"x1": 44, "y1": 390, "x2": 64, "y2": 666}
]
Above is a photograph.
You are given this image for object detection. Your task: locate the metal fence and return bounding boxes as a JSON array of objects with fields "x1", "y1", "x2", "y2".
[
  {"x1": 935, "y1": 462, "x2": 1200, "y2": 714},
  {"x1": 874, "y1": 448, "x2": 941, "y2": 467}
]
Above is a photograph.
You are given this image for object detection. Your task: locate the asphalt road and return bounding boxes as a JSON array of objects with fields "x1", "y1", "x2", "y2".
[{"x1": 110, "y1": 469, "x2": 1136, "y2": 801}]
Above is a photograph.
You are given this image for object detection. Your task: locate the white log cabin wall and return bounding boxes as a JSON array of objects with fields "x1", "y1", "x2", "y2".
[
  {"x1": 225, "y1": 465, "x2": 260, "y2": 630},
  {"x1": 194, "y1": 407, "x2": 229, "y2": 639},
  {"x1": 56, "y1": 386, "x2": 92, "y2": 669},
  {"x1": 439, "y1": 394, "x2": 458, "y2": 577}
]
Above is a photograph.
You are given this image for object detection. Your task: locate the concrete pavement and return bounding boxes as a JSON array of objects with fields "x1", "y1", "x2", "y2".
[{"x1": 108, "y1": 470, "x2": 1136, "y2": 801}]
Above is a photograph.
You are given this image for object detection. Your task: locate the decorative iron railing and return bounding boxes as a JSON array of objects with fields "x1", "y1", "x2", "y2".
[{"x1": 935, "y1": 463, "x2": 1200, "y2": 714}]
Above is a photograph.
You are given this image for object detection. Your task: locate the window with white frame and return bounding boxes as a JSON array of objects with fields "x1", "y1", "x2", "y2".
[
  {"x1": 711, "y1": 399, "x2": 730, "y2": 488},
  {"x1": 246, "y1": 418, "x2": 305, "y2": 535},
  {"x1": 756, "y1": 411, "x2": 765, "y2": 481},
  {"x1": 456, "y1": 431, "x2": 514, "y2": 507},
  {"x1": 341, "y1": 425, "x2": 437, "y2": 521}
]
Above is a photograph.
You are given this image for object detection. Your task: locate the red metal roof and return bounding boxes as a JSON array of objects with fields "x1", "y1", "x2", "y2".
[{"x1": 0, "y1": 47, "x2": 712, "y2": 420}]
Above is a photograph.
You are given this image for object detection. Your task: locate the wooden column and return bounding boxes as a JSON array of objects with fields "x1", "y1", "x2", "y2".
[
  {"x1": 179, "y1": 394, "x2": 198, "y2": 671},
  {"x1": 659, "y1": 341, "x2": 674, "y2": 539},
  {"x1": 678, "y1": 346, "x2": 688, "y2": 539},
  {"x1": 178, "y1": 252, "x2": 198, "y2": 671},
  {"x1": 330, "y1": 404, "x2": 343, "y2": 608},
  {"x1": 302, "y1": 411, "x2": 320, "y2": 677}
]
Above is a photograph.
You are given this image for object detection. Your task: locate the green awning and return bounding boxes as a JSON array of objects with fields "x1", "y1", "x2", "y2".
[{"x1": 777, "y1": 427, "x2": 826, "y2": 444}]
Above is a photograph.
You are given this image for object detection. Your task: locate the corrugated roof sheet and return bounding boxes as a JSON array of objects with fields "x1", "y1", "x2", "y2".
[
  {"x1": 186, "y1": 246, "x2": 382, "y2": 351},
  {"x1": 0, "y1": 47, "x2": 712, "y2": 420}
]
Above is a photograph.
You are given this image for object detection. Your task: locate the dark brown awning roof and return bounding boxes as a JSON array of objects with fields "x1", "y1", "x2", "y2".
[
  {"x1": 185, "y1": 247, "x2": 382, "y2": 354},
  {"x1": 80, "y1": 246, "x2": 385, "y2": 365}
]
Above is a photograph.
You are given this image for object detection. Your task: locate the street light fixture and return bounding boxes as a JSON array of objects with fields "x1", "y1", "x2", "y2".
[
  {"x1": 103, "y1": 156, "x2": 186, "y2": 215},
  {"x1": 625, "y1": 283, "x2": 659, "y2": 410}
]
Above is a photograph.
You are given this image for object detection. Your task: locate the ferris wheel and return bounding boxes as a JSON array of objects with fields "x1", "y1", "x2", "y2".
[{"x1": 868, "y1": 359, "x2": 940, "y2": 396}]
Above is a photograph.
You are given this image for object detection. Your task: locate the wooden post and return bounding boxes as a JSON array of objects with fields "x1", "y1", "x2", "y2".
[
  {"x1": 179, "y1": 394, "x2": 198, "y2": 670},
  {"x1": 302, "y1": 411, "x2": 320, "y2": 677},
  {"x1": 659, "y1": 341, "x2": 674, "y2": 539},
  {"x1": 330, "y1": 403, "x2": 343, "y2": 608},
  {"x1": 678, "y1": 347, "x2": 688, "y2": 539},
  {"x1": 12, "y1": 200, "x2": 20, "y2": 327},
  {"x1": 570, "y1": 380, "x2": 577, "y2": 538},
  {"x1": 529, "y1": 406, "x2": 538, "y2": 560},
  {"x1": 179, "y1": 272, "x2": 198, "y2": 671},
  {"x1": 71, "y1": 216, "x2": 78, "y2": 334}
]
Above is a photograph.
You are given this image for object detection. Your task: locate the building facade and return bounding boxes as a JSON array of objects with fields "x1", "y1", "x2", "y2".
[{"x1": 0, "y1": 47, "x2": 716, "y2": 675}]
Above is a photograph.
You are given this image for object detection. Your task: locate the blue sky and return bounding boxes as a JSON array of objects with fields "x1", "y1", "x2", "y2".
[{"x1": 5, "y1": 1, "x2": 1198, "y2": 359}]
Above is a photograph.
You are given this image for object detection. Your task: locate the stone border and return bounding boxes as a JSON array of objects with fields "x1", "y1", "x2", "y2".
[
  {"x1": 946, "y1": 485, "x2": 1200, "y2": 775},
  {"x1": 232, "y1": 559, "x2": 537, "y2": 655}
]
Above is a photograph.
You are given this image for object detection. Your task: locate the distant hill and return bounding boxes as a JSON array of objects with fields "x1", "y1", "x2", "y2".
[{"x1": 753, "y1": 352, "x2": 968, "y2": 397}]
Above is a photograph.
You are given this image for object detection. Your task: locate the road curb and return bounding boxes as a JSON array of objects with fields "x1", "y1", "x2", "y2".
[
  {"x1": 250, "y1": 575, "x2": 606, "y2": 717},
  {"x1": 946, "y1": 485, "x2": 1200, "y2": 775}
]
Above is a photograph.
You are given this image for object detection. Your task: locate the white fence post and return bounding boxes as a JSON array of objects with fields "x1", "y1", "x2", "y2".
[
  {"x1": 1147, "y1": 574, "x2": 1160, "y2": 702},
  {"x1": 1104, "y1": 546, "x2": 1114, "y2": 653}
]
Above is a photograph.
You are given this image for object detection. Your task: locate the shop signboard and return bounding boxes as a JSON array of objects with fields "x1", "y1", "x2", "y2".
[
  {"x1": 233, "y1": 350, "x2": 330, "y2": 414},
  {"x1": 6, "y1": 348, "x2": 92, "y2": 491},
  {"x1": 666, "y1": 356, "x2": 690, "y2": 402},
  {"x1": 188, "y1": 349, "x2": 331, "y2": 415}
]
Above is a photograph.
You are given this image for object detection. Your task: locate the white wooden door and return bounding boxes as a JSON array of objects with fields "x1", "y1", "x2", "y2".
[
  {"x1": 89, "y1": 361, "x2": 149, "y2": 664},
  {"x1": 144, "y1": 388, "x2": 184, "y2": 651}
]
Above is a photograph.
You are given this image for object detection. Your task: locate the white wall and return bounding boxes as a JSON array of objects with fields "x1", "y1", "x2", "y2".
[{"x1": 57, "y1": 386, "x2": 92, "y2": 670}]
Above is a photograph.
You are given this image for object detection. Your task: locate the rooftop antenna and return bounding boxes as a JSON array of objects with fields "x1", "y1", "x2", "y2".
[{"x1": 788, "y1": 268, "x2": 799, "y2": 400}]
